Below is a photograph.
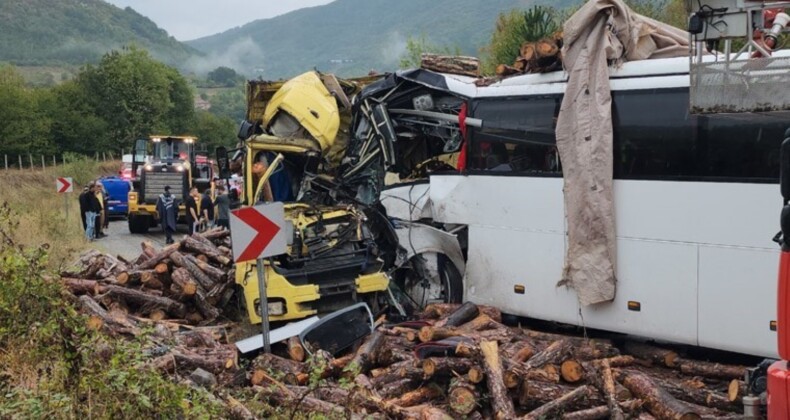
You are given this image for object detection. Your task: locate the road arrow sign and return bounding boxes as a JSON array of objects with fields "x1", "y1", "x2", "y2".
[
  {"x1": 56, "y1": 177, "x2": 73, "y2": 193},
  {"x1": 229, "y1": 203, "x2": 287, "y2": 263}
]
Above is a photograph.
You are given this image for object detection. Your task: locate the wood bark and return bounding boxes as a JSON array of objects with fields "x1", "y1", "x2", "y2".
[
  {"x1": 619, "y1": 370, "x2": 702, "y2": 420},
  {"x1": 101, "y1": 285, "x2": 186, "y2": 318},
  {"x1": 62, "y1": 278, "x2": 103, "y2": 295},
  {"x1": 591, "y1": 359, "x2": 625, "y2": 420},
  {"x1": 496, "y1": 64, "x2": 521, "y2": 77},
  {"x1": 137, "y1": 242, "x2": 180, "y2": 270},
  {"x1": 420, "y1": 54, "x2": 480, "y2": 77},
  {"x1": 420, "y1": 303, "x2": 502, "y2": 323},
  {"x1": 448, "y1": 378, "x2": 478, "y2": 415},
  {"x1": 523, "y1": 385, "x2": 594, "y2": 420},
  {"x1": 183, "y1": 235, "x2": 231, "y2": 266},
  {"x1": 78, "y1": 295, "x2": 138, "y2": 335},
  {"x1": 480, "y1": 340, "x2": 515, "y2": 420},
  {"x1": 170, "y1": 267, "x2": 198, "y2": 296},
  {"x1": 562, "y1": 405, "x2": 611, "y2": 420},
  {"x1": 434, "y1": 302, "x2": 480, "y2": 328},
  {"x1": 561, "y1": 359, "x2": 585, "y2": 383},
  {"x1": 387, "y1": 384, "x2": 443, "y2": 408},
  {"x1": 728, "y1": 379, "x2": 746, "y2": 403},
  {"x1": 421, "y1": 357, "x2": 474, "y2": 378},
  {"x1": 517, "y1": 380, "x2": 605, "y2": 411},
  {"x1": 345, "y1": 331, "x2": 385, "y2": 378},
  {"x1": 287, "y1": 336, "x2": 305, "y2": 362},
  {"x1": 674, "y1": 358, "x2": 747, "y2": 380},
  {"x1": 623, "y1": 342, "x2": 679, "y2": 367}
]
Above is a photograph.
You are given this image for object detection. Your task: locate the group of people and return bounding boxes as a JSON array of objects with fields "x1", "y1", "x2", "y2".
[
  {"x1": 156, "y1": 184, "x2": 231, "y2": 244},
  {"x1": 79, "y1": 181, "x2": 109, "y2": 241}
]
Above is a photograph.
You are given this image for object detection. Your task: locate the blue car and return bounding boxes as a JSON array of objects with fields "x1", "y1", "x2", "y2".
[{"x1": 100, "y1": 176, "x2": 132, "y2": 217}]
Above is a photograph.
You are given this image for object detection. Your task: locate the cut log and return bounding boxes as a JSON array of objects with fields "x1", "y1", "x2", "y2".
[
  {"x1": 434, "y1": 302, "x2": 480, "y2": 328},
  {"x1": 170, "y1": 251, "x2": 215, "y2": 290},
  {"x1": 728, "y1": 380, "x2": 746, "y2": 403},
  {"x1": 592, "y1": 359, "x2": 625, "y2": 420},
  {"x1": 623, "y1": 342, "x2": 679, "y2": 367},
  {"x1": 421, "y1": 357, "x2": 474, "y2": 378},
  {"x1": 561, "y1": 359, "x2": 585, "y2": 384},
  {"x1": 200, "y1": 227, "x2": 230, "y2": 241},
  {"x1": 448, "y1": 378, "x2": 478, "y2": 415},
  {"x1": 287, "y1": 336, "x2": 305, "y2": 362},
  {"x1": 502, "y1": 342, "x2": 535, "y2": 364},
  {"x1": 468, "y1": 366, "x2": 485, "y2": 384},
  {"x1": 480, "y1": 340, "x2": 515, "y2": 420},
  {"x1": 517, "y1": 380, "x2": 606, "y2": 411},
  {"x1": 183, "y1": 235, "x2": 231, "y2": 266},
  {"x1": 101, "y1": 285, "x2": 187, "y2": 318},
  {"x1": 116, "y1": 269, "x2": 157, "y2": 286},
  {"x1": 420, "y1": 54, "x2": 480, "y2": 77},
  {"x1": 387, "y1": 383, "x2": 443, "y2": 408},
  {"x1": 520, "y1": 42, "x2": 536, "y2": 61},
  {"x1": 170, "y1": 267, "x2": 198, "y2": 296},
  {"x1": 523, "y1": 385, "x2": 594, "y2": 420},
  {"x1": 137, "y1": 242, "x2": 180, "y2": 270},
  {"x1": 62, "y1": 278, "x2": 103, "y2": 295},
  {"x1": 78, "y1": 295, "x2": 138, "y2": 335},
  {"x1": 562, "y1": 405, "x2": 610, "y2": 420},
  {"x1": 345, "y1": 331, "x2": 385, "y2": 377},
  {"x1": 154, "y1": 262, "x2": 169, "y2": 275},
  {"x1": 650, "y1": 376, "x2": 741, "y2": 413},
  {"x1": 378, "y1": 377, "x2": 417, "y2": 399},
  {"x1": 252, "y1": 353, "x2": 305, "y2": 385},
  {"x1": 505, "y1": 365, "x2": 560, "y2": 384},
  {"x1": 619, "y1": 370, "x2": 702, "y2": 420},
  {"x1": 148, "y1": 309, "x2": 167, "y2": 322},
  {"x1": 522, "y1": 339, "x2": 573, "y2": 369},
  {"x1": 193, "y1": 289, "x2": 219, "y2": 322},
  {"x1": 254, "y1": 383, "x2": 354, "y2": 419},
  {"x1": 420, "y1": 303, "x2": 502, "y2": 323},
  {"x1": 536, "y1": 38, "x2": 560, "y2": 58},
  {"x1": 496, "y1": 64, "x2": 521, "y2": 77},
  {"x1": 675, "y1": 358, "x2": 747, "y2": 380},
  {"x1": 184, "y1": 254, "x2": 225, "y2": 284}
]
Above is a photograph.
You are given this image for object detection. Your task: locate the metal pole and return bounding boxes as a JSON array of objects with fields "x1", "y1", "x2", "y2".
[{"x1": 256, "y1": 257, "x2": 271, "y2": 353}]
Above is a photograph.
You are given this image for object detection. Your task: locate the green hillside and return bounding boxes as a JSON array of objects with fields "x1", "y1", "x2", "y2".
[
  {"x1": 0, "y1": 0, "x2": 199, "y2": 67},
  {"x1": 188, "y1": 0, "x2": 576, "y2": 79}
]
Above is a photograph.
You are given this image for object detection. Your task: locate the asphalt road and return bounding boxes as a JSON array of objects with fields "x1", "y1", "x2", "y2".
[{"x1": 90, "y1": 216, "x2": 192, "y2": 260}]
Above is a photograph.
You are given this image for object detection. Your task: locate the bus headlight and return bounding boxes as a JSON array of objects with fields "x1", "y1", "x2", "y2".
[
  {"x1": 144, "y1": 164, "x2": 153, "y2": 171},
  {"x1": 175, "y1": 164, "x2": 184, "y2": 172}
]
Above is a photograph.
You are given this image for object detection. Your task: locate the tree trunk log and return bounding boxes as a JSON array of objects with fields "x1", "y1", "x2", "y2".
[
  {"x1": 287, "y1": 336, "x2": 305, "y2": 362},
  {"x1": 101, "y1": 285, "x2": 186, "y2": 318},
  {"x1": 434, "y1": 302, "x2": 480, "y2": 328},
  {"x1": 420, "y1": 303, "x2": 501, "y2": 323},
  {"x1": 183, "y1": 235, "x2": 231, "y2": 266},
  {"x1": 523, "y1": 385, "x2": 594, "y2": 420},
  {"x1": 420, "y1": 54, "x2": 480, "y2": 77},
  {"x1": 496, "y1": 64, "x2": 521, "y2": 77},
  {"x1": 170, "y1": 251, "x2": 215, "y2": 291},
  {"x1": 562, "y1": 405, "x2": 611, "y2": 420},
  {"x1": 728, "y1": 379, "x2": 746, "y2": 403},
  {"x1": 623, "y1": 342, "x2": 679, "y2": 367},
  {"x1": 171, "y1": 267, "x2": 198, "y2": 296},
  {"x1": 591, "y1": 359, "x2": 626, "y2": 420},
  {"x1": 561, "y1": 359, "x2": 585, "y2": 384},
  {"x1": 421, "y1": 357, "x2": 475, "y2": 379},
  {"x1": 675, "y1": 358, "x2": 747, "y2": 380},
  {"x1": 387, "y1": 383, "x2": 443, "y2": 408},
  {"x1": 449, "y1": 378, "x2": 479, "y2": 415},
  {"x1": 345, "y1": 331, "x2": 385, "y2": 378},
  {"x1": 619, "y1": 370, "x2": 702, "y2": 420},
  {"x1": 480, "y1": 340, "x2": 515, "y2": 419},
  {"x1": 137, "y1": 242, "x2": 180, "y2": 270},
  {"x1": 517, "y1": 380, "x2": 605, "y2": 410},
  {"x1": 62, "y1": 278, "x2": 103, "y2": 295}
]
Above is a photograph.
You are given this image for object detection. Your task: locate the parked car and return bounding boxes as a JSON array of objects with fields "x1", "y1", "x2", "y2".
[{"x1": 99, "y1": 176, "x2": 132, "y2": 217}]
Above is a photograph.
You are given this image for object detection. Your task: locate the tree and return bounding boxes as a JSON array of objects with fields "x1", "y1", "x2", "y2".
[
  {"x1": 207, "y1": 66, "x2": 241, "y2": 87},
  {"x1": 189, "y1": 111, "x2": 237, "y2": 152},
  {"x1": 75, "y1": 47, "x2": 195, "y2": 151},
  {"x1": 207, "y1": 87, "x2": 246, "y2": 122},
  {"x1": 399, "y1": 35, "x2": 461, "y2": 69},
  {"x1": 0, "y1": 66, "x2": 53, "y2": 156},
  {"x1": 481, "y1": 6, "x2": 559, "y2": 74}
]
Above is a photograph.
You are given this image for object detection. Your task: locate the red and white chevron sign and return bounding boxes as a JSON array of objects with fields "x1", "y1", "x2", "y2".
[{"x1": 56, "y1": 177, "x2": 73, "y2": 193}]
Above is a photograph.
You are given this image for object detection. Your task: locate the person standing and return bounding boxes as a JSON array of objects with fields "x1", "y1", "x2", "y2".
[
  {"x1": 214, "y1": 185, "x2": 230, "y2": 229},
  {"x1": 78, "y1": 185, "x2": 90, "y2": 231},
  {"x1": 94, "y1": 181, "x2": 107, "y2": 238},
  {"x1": 200, "y1": 190, "x2": 215, "y2": 229},
  {"x1": 85, "y1": 184, "x2": 102, "y2": 241},
  {"x1": 184, "y1": 187, "x2": 200, "y2": 235},
  {"x1": 156, "y1": 185, "x2": 178, "y2": 244}
]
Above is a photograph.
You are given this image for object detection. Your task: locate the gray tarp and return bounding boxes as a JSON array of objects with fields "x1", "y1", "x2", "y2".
[{"x1": 556, "y1": 0, "x2": 689, "y2": 305}]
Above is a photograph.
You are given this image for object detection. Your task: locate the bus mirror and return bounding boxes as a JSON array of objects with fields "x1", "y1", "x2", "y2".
[
  {"x1": 216, "y1": 147, "x2": 231, "y2": 179},
  {"x1": 782, "y1": 130, "x2": 790, "y2": 201}
]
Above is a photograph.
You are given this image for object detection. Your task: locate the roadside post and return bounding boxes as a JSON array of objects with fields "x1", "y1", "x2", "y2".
[
  {"x1": 56, "y1": 177, "x2": 73, "y2": 219},
  {"x1": 229, "y1": 202, "x2": 287, "y2": 353}
]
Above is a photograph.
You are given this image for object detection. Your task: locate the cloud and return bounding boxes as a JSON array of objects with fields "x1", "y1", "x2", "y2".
[{"x1": 183, "y1": 37, "x2": 263, "y2": 76}]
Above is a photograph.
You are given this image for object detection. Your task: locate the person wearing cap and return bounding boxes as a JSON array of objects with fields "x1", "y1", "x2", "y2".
[{"x1": 156, "y1": 185, "x2": 178, "y2": 244}]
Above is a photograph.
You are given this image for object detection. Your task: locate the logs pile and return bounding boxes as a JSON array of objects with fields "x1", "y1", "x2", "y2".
[
  {"x1": 251, "y1": 302, "x2": 750, "y2": 419},
  {"x1": 495, "y1": 33, "x2": 564, "y2": 77},
  {"x1": 61, "y1": 227, "x2": 236, "y2": 334}
]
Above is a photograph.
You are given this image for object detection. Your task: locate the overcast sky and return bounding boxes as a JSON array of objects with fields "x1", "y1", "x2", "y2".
[{"x1": 105, "y1": 0, "x2": 334, "y2": 40}]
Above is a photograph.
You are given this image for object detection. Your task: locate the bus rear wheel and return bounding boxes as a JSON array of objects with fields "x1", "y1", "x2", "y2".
[
  {"x1": 395, "y1": 252, "x2": 463, "y2": 313},
  {"x1": 128, "y1": 214, "x2": 150, "y2": 234}
]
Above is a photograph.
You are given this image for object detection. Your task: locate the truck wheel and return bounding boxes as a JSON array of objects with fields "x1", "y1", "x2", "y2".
[
  {"x1": 396, "y1": 252, "x2": 463, "y2": 311},
  {"x1": 128, "y1": 214, "x2": 150, "y2": 234}
]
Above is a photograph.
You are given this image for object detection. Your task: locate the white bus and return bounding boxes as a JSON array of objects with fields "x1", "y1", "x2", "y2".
[{"x1": 369, "y1": 53, "x2": 790, "y2": 358}]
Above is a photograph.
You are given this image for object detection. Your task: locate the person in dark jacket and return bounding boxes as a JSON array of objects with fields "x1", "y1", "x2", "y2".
[
  {"x1": 85, "y1": 183, "x2": 102, "y2": 241},
  {"x1": 156, "y1": 185, "x2": 178, "y2": 244},
  {"x1": 200, "y1": 190, "x2": 215, "y2": 229},
  {"x1": 214, "y1": 185, "x2": 230, "y2": 229},
  {"x1": 78, "y1": 186, "x2": 90, "y2": 231},
  {"x1": 184, "y1": 187, "x2": 200, "y2": 235}
]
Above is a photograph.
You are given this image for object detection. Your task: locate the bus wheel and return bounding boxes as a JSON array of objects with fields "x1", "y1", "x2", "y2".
[
  {"x1": 396, "y1": 252, "x2": 463, "y2": 312},
  {"x1": 128, "y1": 214, "x2": 150, "y2": 234}
]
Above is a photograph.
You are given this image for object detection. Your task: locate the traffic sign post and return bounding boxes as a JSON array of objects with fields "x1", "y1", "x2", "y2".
[
  {"x1": 229, "y1": 202, "x2": 287, "y2": 353},
  {"x1": 56, "y1": 177, "x2": 73, "y2": 220}
]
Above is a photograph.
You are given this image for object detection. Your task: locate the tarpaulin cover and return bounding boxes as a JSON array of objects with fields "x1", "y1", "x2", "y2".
[{"x1": 556, "y1": 0, "x2": 689, "y2": 305}]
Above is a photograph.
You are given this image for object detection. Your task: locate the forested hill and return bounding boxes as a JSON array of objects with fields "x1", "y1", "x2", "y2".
[
  {"x1": 187, "y1": 0, "x2": 576, "y2": 79},
  {"x1": 0, "y1": 0, "x2": 199, "y2": 67}
]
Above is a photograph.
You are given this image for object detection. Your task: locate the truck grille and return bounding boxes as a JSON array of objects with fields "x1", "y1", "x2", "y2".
[{"x1": 143, "y1": 172, "x2": 185, "y2": 203}]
